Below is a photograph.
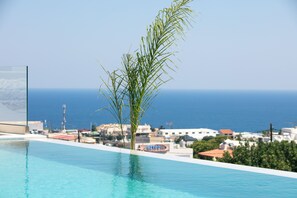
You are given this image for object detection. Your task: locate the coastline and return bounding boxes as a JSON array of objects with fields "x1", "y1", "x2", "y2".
[{"x1": 28, "y1": 89, "x2": 297, "y2": 131}]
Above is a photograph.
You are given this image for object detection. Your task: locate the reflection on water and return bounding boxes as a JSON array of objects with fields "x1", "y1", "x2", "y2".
[
  {"x1": 126, "y1": 154, "x2": 147, "y2": 197},
  {"x1": 0, "y1": 140, "x2": 30, "y2": 197},
  {"x1": 1, "y1": 140, "x2": 297, "y2": 198},
  {"x1": 128, "y1": 155, "x2": 143, "y2": 181},
  {"x1": 110, "y1": 153, "x2": 146, "y2": 197},
  {"x1": 111, "y1": 152, "x2": 124, "y2": 197},
  {"x1": 25, "y1": 141, "x2": 29, "y2": 198}
]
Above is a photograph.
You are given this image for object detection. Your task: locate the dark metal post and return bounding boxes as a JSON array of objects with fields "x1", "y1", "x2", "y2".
[
  {"x1": 78, "y1": 131, "x2": 81, "y2": 143},
  {"x1": 26, "y1": 66, "x2": 29, "y2": 133},
  {"x1": 270, "y1": 123, "x2": 273, "y2": 142}
]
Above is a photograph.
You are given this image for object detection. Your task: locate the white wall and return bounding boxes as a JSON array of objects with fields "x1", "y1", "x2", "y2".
[
  {"x1": 158, "y1": 128, "x2": 218, "y2": 140},
  {"x1": 282, "y1": 127, "x2": 297, "y2": 140}
]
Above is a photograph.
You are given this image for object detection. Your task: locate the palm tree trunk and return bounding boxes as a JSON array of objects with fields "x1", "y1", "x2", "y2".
[{"x1": 130, "y1": 107, "x2": 139, "y2": 150}]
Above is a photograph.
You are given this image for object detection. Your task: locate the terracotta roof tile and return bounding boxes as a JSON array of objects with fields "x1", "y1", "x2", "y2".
[
  {"x1": 219, "y1": 129, "x2": 233, "y2": 135},
  {"x1": 51, "y1": 135, "x2": 77, "y2": 141},
  {"x1": 198, "y1": 149, "x2": 233, "y2": 158}
]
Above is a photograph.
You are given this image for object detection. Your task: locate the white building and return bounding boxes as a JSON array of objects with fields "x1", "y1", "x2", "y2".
[
  {"x1": 127, "y1": 124, "x2": 151, "y2": 135},
  {"x1": 273, "y1": 135, "x2": 292, "y2": 142},
  {"x1": 278, "y1": 127, "x2": 297, "y2": 142},
  {"x1": 219, "y1": 139, "x2": 257, "y2": 150},
  {"x1": 233, "y1": 132, "x2": 263, "y2": 140},
  {"x1": 97, "y1": 124, "x2": 125, "y2": 136},
  {"x1": 157, "y1": 128, "x2": 218, "y2": 140},
  {"x1": 97, "y1": 124, "x2": 151, "y2": 136}
]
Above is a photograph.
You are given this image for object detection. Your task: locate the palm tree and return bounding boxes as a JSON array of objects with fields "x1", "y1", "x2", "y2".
[{"x1": 102, "y1": 0, "x2": 193, "y2": 150}]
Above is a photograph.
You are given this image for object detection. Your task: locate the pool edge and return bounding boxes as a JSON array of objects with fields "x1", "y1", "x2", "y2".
[{"x1": 29, "y1": 138, "x2": 297, "y2": 179}]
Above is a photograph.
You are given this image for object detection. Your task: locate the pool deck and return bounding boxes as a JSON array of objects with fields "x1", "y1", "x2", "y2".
[
  {"x1": 0, "y1": 133, "x2": 47, "y2": 140},
  {"x1": 1, "y1": 133, "x2": 297, "y2": 179}
]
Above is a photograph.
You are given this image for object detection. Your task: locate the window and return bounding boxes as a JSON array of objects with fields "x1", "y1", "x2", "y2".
[
  {"x1": 199, "y1": 132, "x2": 202, "y2": 134},
  {"x1": 179, "y1": 132, "x2": 182, "y2": 134},
  {"x1": 207, "y1": 132, "x2": 209, "y2": 134},
  {"x1": 172, "y1": 132, "x2": 175, "y2": 135},
  {"x1": 192, "y1": 132, "x2": 195, "y2": 134},
  {"x1": 186, "y1": 132, "x2": 188, "y2": 135},
  {"x1": 165, "y1": 133, "x2": 168, "y2": 135}
]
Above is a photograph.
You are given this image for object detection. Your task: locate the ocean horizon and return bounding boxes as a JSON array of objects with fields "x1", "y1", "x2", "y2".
[{"x1": 29, "y1": 89, "x2": 297, "y2": 132}]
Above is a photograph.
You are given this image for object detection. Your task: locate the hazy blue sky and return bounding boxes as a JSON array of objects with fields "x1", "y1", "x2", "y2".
[{"x1": 1, "y1": 0, "x2": 297, "y2": 90}]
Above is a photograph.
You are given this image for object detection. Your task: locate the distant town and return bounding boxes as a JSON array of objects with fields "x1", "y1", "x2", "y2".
[{"x1": 26, "y1": 120, "x2": 297, "y2": 160}]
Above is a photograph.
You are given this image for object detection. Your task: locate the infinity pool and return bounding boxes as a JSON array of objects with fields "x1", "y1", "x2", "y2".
[{"x1": 0, "y1": 140, "x2": 297, "y2": 197}]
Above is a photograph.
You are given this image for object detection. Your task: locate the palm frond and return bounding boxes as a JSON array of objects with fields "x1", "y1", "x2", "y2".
[{"x1": 101, "y1": 0, "x2": 193, "y2": 150}]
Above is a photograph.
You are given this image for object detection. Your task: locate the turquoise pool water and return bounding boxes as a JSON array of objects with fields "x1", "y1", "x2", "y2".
[{"x1": 0, "y1": 140, "x2": 297, "y2": 198}]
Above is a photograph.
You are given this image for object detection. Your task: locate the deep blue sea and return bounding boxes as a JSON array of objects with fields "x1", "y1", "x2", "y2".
[{"x1": 28, "y1": 89, "x2": 297, "y2": 132}]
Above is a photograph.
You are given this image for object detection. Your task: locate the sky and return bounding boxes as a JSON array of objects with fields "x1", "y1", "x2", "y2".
[{"x1": 1, "y1": 0, "x2": 297, "y2": 90}]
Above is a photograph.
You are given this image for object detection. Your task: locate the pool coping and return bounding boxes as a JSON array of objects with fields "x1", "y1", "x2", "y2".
[
  {"x1": 32, "y1": 138, "x2": 297, "y2": 179},
  {"x1": 0, "y1": 133, "x2": 47, "y2": 140}
]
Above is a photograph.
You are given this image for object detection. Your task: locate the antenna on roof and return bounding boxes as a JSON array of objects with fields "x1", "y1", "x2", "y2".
[
  {"x1": 166, "y1": 121, "x2": 173, "y2": 129},
  {"x1": 62, "y1": 104, "x2": 66, "y2": 131}
]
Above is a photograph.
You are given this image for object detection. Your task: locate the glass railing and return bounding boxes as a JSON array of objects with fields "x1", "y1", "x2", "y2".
[{"x1": 0, "y1": 66, "x2": 28, "y2": 134}]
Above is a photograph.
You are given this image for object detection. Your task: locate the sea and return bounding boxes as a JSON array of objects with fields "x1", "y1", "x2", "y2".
[{"x1": 28, "y1": 89, "x2": 297, "y2": 132}]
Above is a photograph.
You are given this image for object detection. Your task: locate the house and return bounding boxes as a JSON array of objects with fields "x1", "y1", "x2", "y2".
[
  {"x1": 97, "y1": 124, "x2": 152, "y2": 137},
  {"x1": 182, "y1": 135, "x2": 197, "y2": 146},
  {"x1": 198, "y1": 149, "x2": 233, "y2": 161},
  {"x1": 219, "y1": 129, "x2": 233, "y2": 137},
  {"x1": 233, "y1": 132, "x2": 262, "y2": 140},
  {"x1": 281, "y1": 127, "x2": 297, "y2": 141},
  {"x1": 219, "y1": 139, "x2": 257, "y2": 150},
  {"x1": 158, "y1": 128, "x2": 218, "y2": 140}
]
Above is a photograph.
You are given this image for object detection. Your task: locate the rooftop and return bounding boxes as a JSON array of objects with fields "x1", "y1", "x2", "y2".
[
  {"x1": 198, "y1": 149, "x2": 233, "y2": 158},
  {"x1": 219, "y1": 129, "x2": 233, "y2": 135}
]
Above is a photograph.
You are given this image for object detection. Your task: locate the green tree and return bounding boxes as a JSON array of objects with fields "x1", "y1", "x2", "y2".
[
  {"x1": 209, "y1": 136, "x2": 227, "y2": 145},
  {"x1": 232, "y1": 142, "x2": 252, "y2": 166},
  {"x1": 102, "y1": 0, "x2": 193, "y2": 150},
  {"x1": 191, "y1": 141, "x2": 217, "y2": 158},
  {"x1": 220, "y1": 141, "x2": 297, "y2": 172},
  {"x1": 91, "y1": 124, "x2": 97, "y2": 132},
  {"x1": 220, "y1": 151, "x2": 233, "y2": 163},
  {"x1": 191, "y1": 136, "x2": 226, "y2": 158},
  {"x1": 202, "y1": 136, "x2": 214, "y2": 141},
  {"x1": 101, "y1": 70, "x2": 126, "y2": 147}
]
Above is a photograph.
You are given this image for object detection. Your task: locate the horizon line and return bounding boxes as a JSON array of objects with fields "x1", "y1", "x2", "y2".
[{"x1": 28, "y1": 88, "x2": 297, "y2": 92}]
